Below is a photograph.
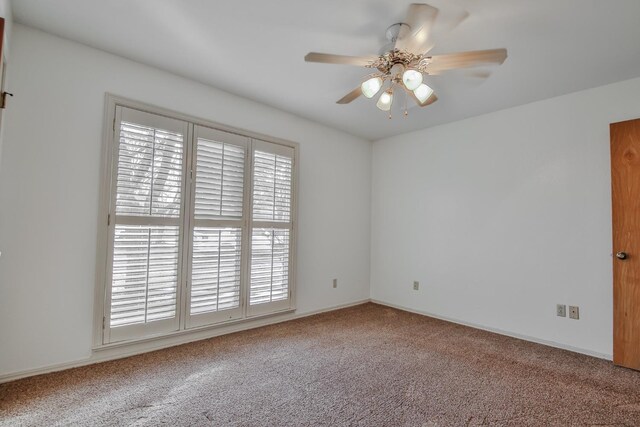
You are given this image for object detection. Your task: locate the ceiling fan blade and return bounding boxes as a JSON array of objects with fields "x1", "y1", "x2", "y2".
[
  {"x1": 336, "y1": 87, "x2": 363, "y2": 104},
  {"x1": 409, "y1": 91, "x2": 438, "y2": 107},
  {"x1": 442, "y1": 9, "x2": 470, "y2": 34},
  {"x1": 394, "y1": 3, "x2": 439, "y2": 55},
  {"x1": 429, "y1": 69, "x2": 492, "y2": 79},
  {"x1": 305, "y1": 52, "x2": 378, "y2": 67},
  {"x1": 424, "y1": 49, "x2": 507, "y2": 74}
]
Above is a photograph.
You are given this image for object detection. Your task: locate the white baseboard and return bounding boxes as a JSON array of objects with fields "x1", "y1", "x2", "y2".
[
  {"x1": 1, "y1": 298, "x2": 612, "y2": 384},
  {"x1": 0, "y1": 299, "x2": 370, "y2": 384},
  {"x1": 370, "y1": 299, "x2": 613, "y2": 361}
]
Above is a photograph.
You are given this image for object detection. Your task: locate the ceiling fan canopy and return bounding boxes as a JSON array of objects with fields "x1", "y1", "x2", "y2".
[{"x1": 304, "y1": 3, "x2": 508, "y2": 117}]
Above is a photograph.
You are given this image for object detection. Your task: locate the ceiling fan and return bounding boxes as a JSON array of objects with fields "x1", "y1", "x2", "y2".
[{"x1": 304, "y1": 3, "x2": 507, "y2": 117}]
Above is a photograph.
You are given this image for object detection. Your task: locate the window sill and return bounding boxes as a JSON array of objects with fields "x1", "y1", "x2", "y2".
[{"x1": 93, "y1": 307, "x2": 296, "y2": 352}]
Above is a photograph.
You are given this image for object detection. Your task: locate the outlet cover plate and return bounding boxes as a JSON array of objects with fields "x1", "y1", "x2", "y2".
[
  {"x1": 557, "y1": 304, "x2": 566, "y2": 317},
  {"x1": 569, "y1": 305, "x2": 579, "y2": 320},
  {"x1": 332, "y1": 279, "x2": 337, "y2": 289},
  {"x1": 413, "y1": 281, "x2": 419, "y2": 291}
]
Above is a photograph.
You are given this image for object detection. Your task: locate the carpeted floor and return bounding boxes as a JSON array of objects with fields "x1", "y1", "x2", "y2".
[{"x1": 1, "y1": 303, "x2": 640, "y2": 426}]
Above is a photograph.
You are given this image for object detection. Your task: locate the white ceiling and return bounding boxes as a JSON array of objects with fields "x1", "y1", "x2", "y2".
[{"x1": 11, "y1": 0, "x2": 640, "y2": 140}]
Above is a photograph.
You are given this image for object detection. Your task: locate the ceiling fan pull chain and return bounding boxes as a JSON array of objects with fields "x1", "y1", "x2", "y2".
[
  {"x1": 404, "y1": 89, "x2": 409, "y2": 117},
  {"x1": 389, "y1": 83, "x2": 393, "y2": 119}
]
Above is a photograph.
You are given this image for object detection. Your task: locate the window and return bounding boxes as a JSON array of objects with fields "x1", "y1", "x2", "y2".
[
  {"x1": 99, "y1": 99, "x2": 297, "y2": 345},
  {"x1": 248, "y1": 141, "x2": 295, "y2": 316}
]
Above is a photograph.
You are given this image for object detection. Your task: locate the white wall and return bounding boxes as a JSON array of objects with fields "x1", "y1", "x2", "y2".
[
  {"x1": 372, "y1": 76, "x2": 640, "y2": 359},
  {"x1": 0, "y1": 25, "x2": 371, "y2": 378}
]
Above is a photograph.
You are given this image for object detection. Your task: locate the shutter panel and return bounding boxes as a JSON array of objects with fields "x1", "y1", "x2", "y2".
[
  {"x1": 194, "y1": 139, "x2": 245, "y2": 219},
  {"x1": 111, "y1": 225, "x2": 149, "y2": 326},
  {"x1": 146, "y1": 226, "x2": 180, "y2": 321},
  {"x1": 252, "y1": 151, "x2": 292, "y2": 222},
  {"x1": 191, "y1": 227, "x2": 242, "y2": 314},
  {"x1": 248, "y1": 142, "x2": 295, "y2": 314},
  {"x1": 116, "y1": 121, "x2": 183, "y2": 217},
  {"x1": 115, "y1": 122, "x2": 152, "y2": 216},
  {"x1": 250, "y1": 228, "x2": 290, "y2": 304},
  {"x1": 108, "y1": 107, "x2": 187, "y2": 342},
  {"x1": 111, "y1": 225, "x2": 180, "y2": 326},
  {"x1": 187, "y1": 126, "x2": 248, "y2": 327}
]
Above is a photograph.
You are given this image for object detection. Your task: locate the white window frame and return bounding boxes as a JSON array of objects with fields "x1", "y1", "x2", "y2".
[{"x1": 93, "y1": 94, "x2": 298, "y2": 349}]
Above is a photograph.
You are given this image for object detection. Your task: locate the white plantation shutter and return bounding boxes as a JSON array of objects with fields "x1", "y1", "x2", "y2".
[
  {"x1": 191, "y1": 227, "x2": 242, "y2": 313},
  {"x1": 101, "y1": 97, "x2": 297, "y2": 345},
  {"x1": 248, "y1": 141, "x2": 295, "y2": 315},
  {"x1": 194, "y1": 138, "x2": 245, "y2": 219},
  {"x1": 115, "y1": 121, "x2": 183, "y2": 217},
  {"x1": 111, "y1": 225, "x2": 180, "y2": 327},
  {"x1": 252, "y1": 150, "x2": 292, "y2": 222},
  {"x1": 186, "y1": 126, "x2": 248, "y2": 328},
  {"x1": 107, "y1": 107, "x2": 188, "y2": 342},
  {"x1": 250, "y1": 228, "x2": 290, "y2": 304}
]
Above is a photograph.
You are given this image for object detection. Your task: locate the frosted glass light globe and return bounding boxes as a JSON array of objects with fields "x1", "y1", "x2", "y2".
[
  {"x1": 402, "y1": 69, "x2": 423, "y2": 91},
  {"x1": 413, "y1": 83, "x2": 434, "y2": 104},
  {"x1": 361, "y1": 77, "x2": 383, "y2": 98},
  {"x1": 376, "y1": 91, "x2": 393, "y2": 111}
]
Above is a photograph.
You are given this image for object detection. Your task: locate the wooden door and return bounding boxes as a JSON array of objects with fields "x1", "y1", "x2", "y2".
[{"x1": 611, "y1": 118, "x2": 640, "y2": 370}]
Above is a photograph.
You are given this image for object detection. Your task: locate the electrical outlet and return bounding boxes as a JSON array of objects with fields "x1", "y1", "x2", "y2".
[
  {"x1": 332, "y1": 279, "x2": 337, "y2": 289},
  {"x1": 569, "y1": 306, "x2": 579, "y2": 320},
  {"x1": 413, "y1": 281, "x2": 419, "y2": 291},
  {"x1": 556, "y1": 304, "x2": 566, "y2": 317}
]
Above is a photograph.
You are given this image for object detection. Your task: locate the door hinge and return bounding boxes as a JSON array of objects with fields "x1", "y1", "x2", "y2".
[
  {"x1": 112, "y1": 117, "x2": 116, "y2": 132},
  {"x1": 190, "y1": 168, "x2": 194, "y2": 180},
  {"x1": 102, "y1": 316, "x2": 106, "y2": 330},
  {"x1": 107, "y1": 213, "x2": 111, "y2": 226}
]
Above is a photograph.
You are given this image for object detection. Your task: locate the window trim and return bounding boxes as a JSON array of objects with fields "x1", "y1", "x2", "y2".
[{"x1": 93, "y1": 94, "x2": 299, "y2": 349}]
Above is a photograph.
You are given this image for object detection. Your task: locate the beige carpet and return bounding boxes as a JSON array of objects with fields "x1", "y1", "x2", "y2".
[{"x1": 1, "y1": 303, "x2": 640, "y2": 426}]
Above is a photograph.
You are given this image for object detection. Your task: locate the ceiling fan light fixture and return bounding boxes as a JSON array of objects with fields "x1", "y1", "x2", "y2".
[
  {"x1": 361, "y1": 77, "x2": 383, "y2": 98},
  {"x1": 413, "y1": 83, "x2": 434, "y2": 104},
  {"x1": 376, "y1": 90, "x2": 393, "y2": 111},
  {"x1": 304, "y1": 4, "x2": 508, "y2": 118},
  {"x1": 402, "y1": 69, "x2": 423, "y2": 91}
]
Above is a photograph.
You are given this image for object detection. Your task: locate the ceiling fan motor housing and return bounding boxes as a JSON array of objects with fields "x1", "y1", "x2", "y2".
[
  {"x1": 380, "y1": 23, "x2": 411, "y2": 55},
  {"x1": 385, "y1": 23, "x2": 410, "y2": 43}
]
